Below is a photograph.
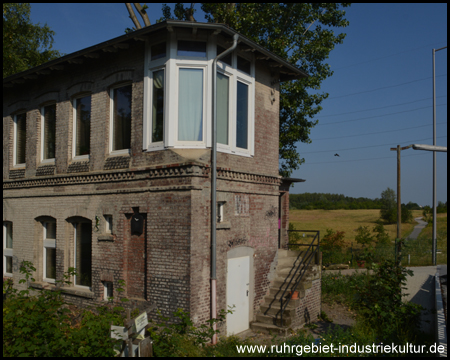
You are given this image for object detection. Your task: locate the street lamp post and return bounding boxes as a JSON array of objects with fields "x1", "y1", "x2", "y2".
[{"x1": 432, "y1": 46, "x2": 447, "y2": 265}]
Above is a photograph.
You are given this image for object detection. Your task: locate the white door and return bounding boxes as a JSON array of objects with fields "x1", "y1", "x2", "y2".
[{"x1": 227, "y1": 256, "x2": 250, "y2": 335}]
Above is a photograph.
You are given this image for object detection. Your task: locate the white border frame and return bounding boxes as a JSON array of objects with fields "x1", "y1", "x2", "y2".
[
  {"x1": 72, "y1": 95, "x2": 91, "y2": 161},
  {"x1": 43, "y1": 221, "x2": 56, "y2": 284},
  {"x1": 3, "y1": 222, "x2": 13, "y2": 277},
  {"x1": 13, "y1": 113, "x2": 27, "y2": 168}
]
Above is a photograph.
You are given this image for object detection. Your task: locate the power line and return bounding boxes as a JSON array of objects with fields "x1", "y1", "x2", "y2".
[
  {"x1": 312, "y1": 121, "x2": 447, "y2": 141},
  {"x1": 317, "y1": 103, "x2": 447, "y2": 126},
  {"x1": 302, "y1": 136, "x2": 447, "y2": 154},
  {"x1": 319, "y1": 95, "x2": 446, "y2": 118},
  {"x1": 304, "y1": 152, "x2": 430, "y2": 165},
  {"x1": 326, "y1": 74, "x2": 447, "y2": 100},
  {"x1": 333, "y1": 41, "x2": 448, "y2": 71}
]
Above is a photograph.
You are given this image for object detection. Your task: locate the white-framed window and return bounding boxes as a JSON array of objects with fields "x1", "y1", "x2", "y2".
[
  {"x1": 216, "y1": 51, "x2": 255, "y2": 157},
  {"x1": 177, "y1": 66, "x2": 206, "y2": 144},
  {"x1": 73, "y1": 222, "x2": 92, "y2": 288},
  {"x1": 43, "y1": 220, "x2": 56, "y2": 283},
  {"x1": 217, "y1": 202, "x2": 225, "y2": 223},
  {"x1": 103, "y1": 281, "x2": 113, "y2": 301},
  {"x1": 3, "y1": 222, "x2": 13, "y2": 277},
  {"x1": 104, "y1": 215, "x2": 113, "y2": 234},
  {"x1": 72, "y1": 95, "x2": 91, "y2": 159},
  {"x1": 143, "y1": 35, "x2": 255, "y2": 156},
  {"x1": 13, "y1": 113, "x2": 27, "y2": 167},
  {"x1": 41, "y1": 104, "x2": 56, "y2": 162},
  {"x1": 109, "y1": 84, "x2": 132, "y2": 155}
]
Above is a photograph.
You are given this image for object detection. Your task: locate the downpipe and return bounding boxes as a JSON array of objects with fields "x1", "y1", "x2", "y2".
[{"x1": 211, "y1": 33, "x2": 239, "y2": 345}]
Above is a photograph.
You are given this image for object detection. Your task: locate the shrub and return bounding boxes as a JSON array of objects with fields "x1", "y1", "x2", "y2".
[
  {"x1": 352, "y1": 260, "x2": 423, "y2": 343},
  {"x1": 3, "y1": 261, "x2": 125, "y2": 357}
]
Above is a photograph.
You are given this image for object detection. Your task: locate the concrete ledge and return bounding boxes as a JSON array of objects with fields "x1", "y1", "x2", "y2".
[
  {"x1": 30, "y1": 282, "x2": 95, "y2": 299},
  {"x1": 436, "y1": 272, "x2": 447, "y2": 357}
]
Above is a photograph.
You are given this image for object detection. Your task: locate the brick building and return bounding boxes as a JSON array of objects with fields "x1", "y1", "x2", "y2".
[{"x1": 3, "y1": 20, "x2": 320, "y2": 335}]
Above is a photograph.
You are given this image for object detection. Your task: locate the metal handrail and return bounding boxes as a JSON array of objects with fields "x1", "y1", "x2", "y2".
[{"x1": 272, "y1": 230, "x2": 320, "y2": 327}]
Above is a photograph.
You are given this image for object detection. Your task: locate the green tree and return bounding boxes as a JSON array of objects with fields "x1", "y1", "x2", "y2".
[
  {"x1": 157, "y1": 3, "x2": 351, "y2": 176},
  {"x1": 380, "y1": 187, "x2": 397, "y2": 224},
  {"x1": 3, "y1": 3, "x2": 63, "y2": 78}
]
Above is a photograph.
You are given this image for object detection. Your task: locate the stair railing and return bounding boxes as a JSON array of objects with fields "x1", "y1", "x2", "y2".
[{"x1": 277, "y1": 230, "x2": 320, "y2": 327}]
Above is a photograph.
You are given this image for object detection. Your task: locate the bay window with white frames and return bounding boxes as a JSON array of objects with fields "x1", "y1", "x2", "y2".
[
  {"x1": 3, "y1": 222, "x2": 13, "y2": 277},
  {"x1": 43, "y1": 220, "x2": 56, "y2": 283},
  {"x1": 143, "y1": 36, "x2": 254, "y2": 156}
]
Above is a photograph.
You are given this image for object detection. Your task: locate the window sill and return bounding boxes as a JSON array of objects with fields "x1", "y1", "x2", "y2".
[
  {"x1": 30, "y1": 282, "x2": 95, "y2": 299},
  {"x1": 13, "y1": 164, "x2": 26, "y2": 169},
  {"x1": 40, "y1": 158, "x2": 56, "y2": 165},
  {"x1": 217, "y1": 221, "x2": 231, "y2": 230},
  {"x1": 98, "y1": 233, "x2": 115, "y2": 242}
]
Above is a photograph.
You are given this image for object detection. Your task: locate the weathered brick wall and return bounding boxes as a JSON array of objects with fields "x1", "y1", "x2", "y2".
[{"x1": 292, "y1": 279, "x2": 322, "y2": 328}]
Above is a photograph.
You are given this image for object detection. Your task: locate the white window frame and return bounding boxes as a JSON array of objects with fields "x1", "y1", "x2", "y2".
[
  {"x1": 104, "y1": 215, "x2": 113, "y2": 234},
  {"x1": 40, "y1": 104, "x2": 56, "y2": 164},
  {"x1": 72, "y1": 94, "x2": 91, "y2": 160},
  {"x1": 13, "y1": 113, "x2": 27, "y2": 168},
  {"x1": 3, "y1": 222, "x2": 13, "y2": 277},
  {"x1": 109, "y1": 84, "x2": 132, "y2": 156},
  {"x1": 43, "y1": 221, "x2": 56, "y2": 283},
  {"x1": 73, "y1": 222, "x2": 92, "y2": 290},
  {"x1": 171, "y1": 63, "x2": 209, "y2": 148},
  {"x1": 217, "y1": 55, "x2": 255, "y2": 157},
  {"x1": 217, "y1": 202, "x2": 225, "y2": 223},
  {"x1": 144, "y1": 67, "x2": 166, "y2": 150}
]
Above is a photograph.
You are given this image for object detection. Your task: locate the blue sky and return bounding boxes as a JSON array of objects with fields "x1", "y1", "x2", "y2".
[{"x1": 30, "y1": 3, "x2": 447, "y2": 206}]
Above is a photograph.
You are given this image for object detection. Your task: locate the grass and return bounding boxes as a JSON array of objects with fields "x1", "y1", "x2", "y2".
[{"x1": 290, "y1": 209, "x2": 424, "y2": 246}]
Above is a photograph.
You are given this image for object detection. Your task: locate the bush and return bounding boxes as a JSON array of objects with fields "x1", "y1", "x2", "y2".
[
  {"x1": 3, "y1": 261, "x2": 126, "y2": 357},
  {"x1": 352, "y1": 260, "x2": 423, "y2": 343}
]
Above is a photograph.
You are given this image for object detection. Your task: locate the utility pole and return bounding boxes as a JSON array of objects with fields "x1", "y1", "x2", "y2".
[
  {"x1": 390, "y1": 144, "x2": 412, "y2": 264},
  {"x1": 390, "y1": 145, "x2": 412, "y2": 239}
]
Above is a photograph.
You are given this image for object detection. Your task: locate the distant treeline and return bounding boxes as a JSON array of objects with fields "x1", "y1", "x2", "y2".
[{"x1": 289, "y1": 193, "x2": 425, "y2": 210}]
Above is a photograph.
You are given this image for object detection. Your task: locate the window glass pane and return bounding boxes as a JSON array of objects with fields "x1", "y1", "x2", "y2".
[
  {"x1": 43, "y1": 104, "x2": 56, "y2": 159},
  {"x1": 177, "y1": 41, "x2": 207, "y2": 57},
  {"x1": 217, "y1": 46, "x2": 232, "y2": 66},
  {"x1": 46, "y1": 222, "x2": 56, "y2": 240},
  {"x1": 15, "y1": 113, "x2": 27, "y2": 164},
  {"x1": 45, "y1": 247, "x2": 56, "y2": 279},
  {"x1": 5, "y1": 222, "x2": 13, "y2": 249},
  {"x1": 152, "y1": 70, "x2": 164, "y2": 142},
  {"x1": 6, "y1": 256, "x2": 13, "y2": 273},
  {"x1": 113, "y1": 85, "x2": 132, "y2": 151},
  {"x1": 178, "y1": 69, "x2": 203, "y2": 141},
  {"x1": 236, "y1": 82, "x2": 249, "y2": 149},
  {"x1": 217, "y1": 72, "x2": 229, "y2": 145},
  {"x1": 75, "y1": 96, "x2": 91, "y2": 156},
  {"x1": 75, "y1": 222, "x2": 92, "y2": 287},
  {"x1": 151, "y1": 42, "x2": 166, "y2": 60},
  {"x1": 237, "y1": 56, "x2": 251, "y2": 75}
]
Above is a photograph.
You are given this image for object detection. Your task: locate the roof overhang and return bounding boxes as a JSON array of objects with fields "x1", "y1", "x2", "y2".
[
  {"x1": 3, "y1": 20, "x2": 308, "y2": 89},
  {"x1": 280, "y1": 177, "x2": 305, "y2": 192}
]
